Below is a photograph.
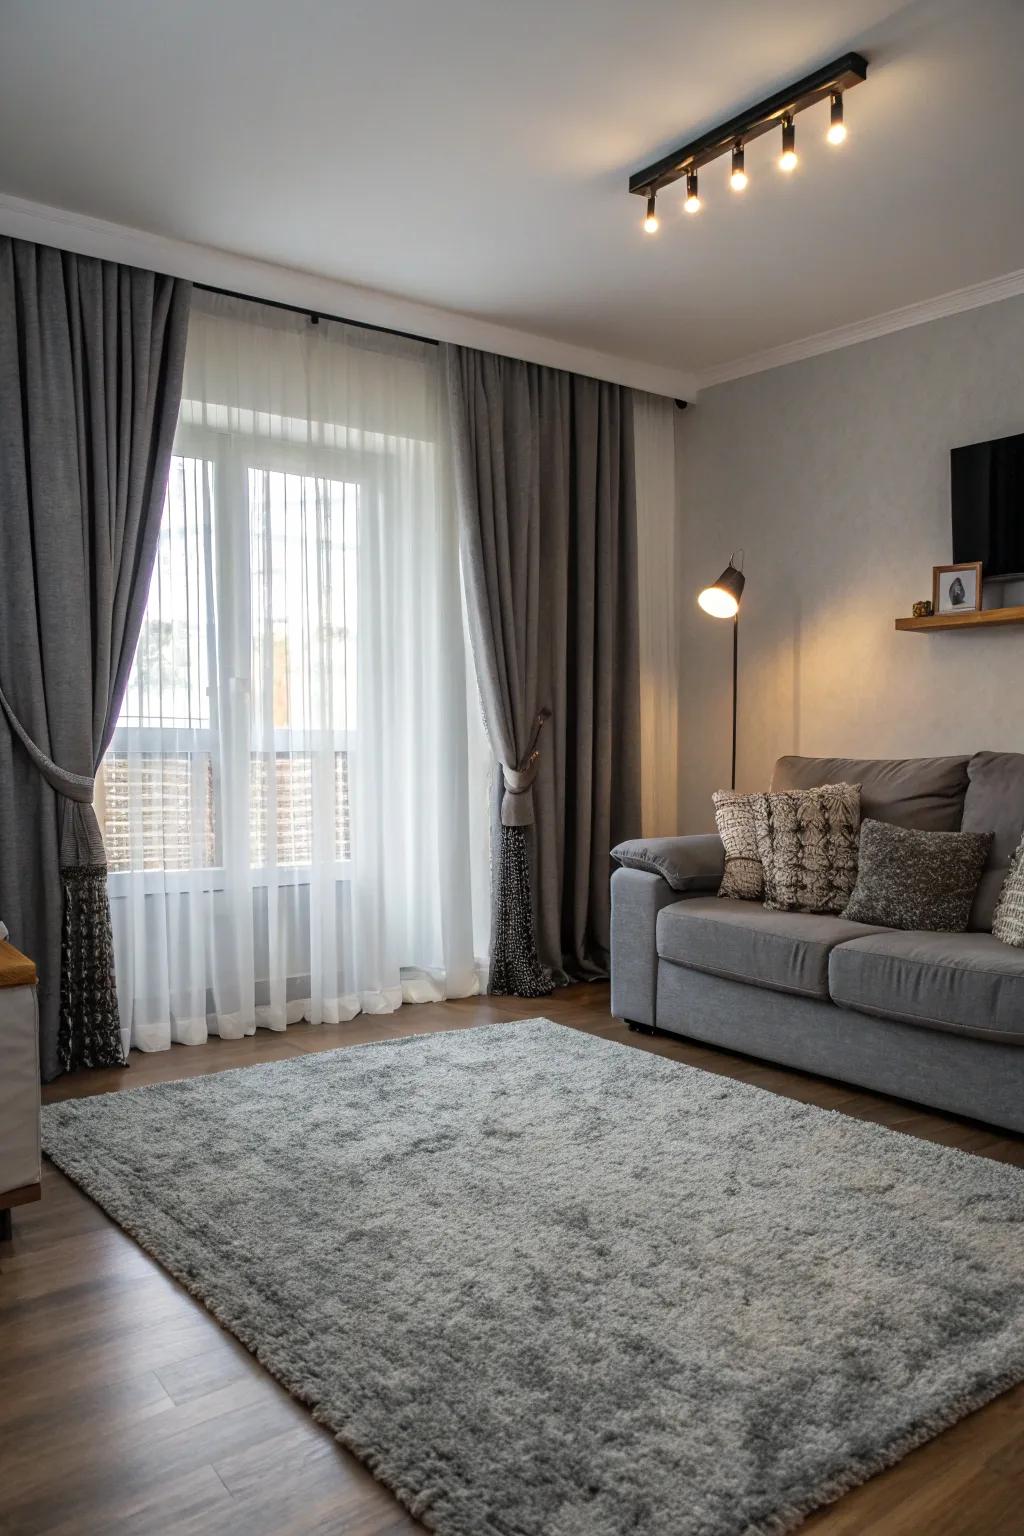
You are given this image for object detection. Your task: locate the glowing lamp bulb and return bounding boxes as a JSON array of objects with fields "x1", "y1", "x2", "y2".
[
  {"x1": 779, "y1": 114, "x2": 797, "y2": 172},
  {"x1": 698, "y1": 561, "x2": 745, "y2": 619},
  {"x1": 643, "y1": 191, "x2": 659, "y2": 233},
  {"x1": 698, "y1": 586, "x2": 739, "y2": 618},
  {"x1": 730, "y1": 169, "x2": 748, "y2": 191},
  {"x1": 827, "y1": 92, "x2": 846, "y2": 145},
  {"x1": 683, "y1": 170, "x2": 701, "y2": 214}
]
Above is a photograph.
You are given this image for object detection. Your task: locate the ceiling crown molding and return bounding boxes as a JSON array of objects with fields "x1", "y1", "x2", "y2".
[
  {"x1": 696, "y1": 267, "x2": 1024, "y2": 391},
  {"x1": 0, "y1": 192, "x2": 698, "y2": 402}
]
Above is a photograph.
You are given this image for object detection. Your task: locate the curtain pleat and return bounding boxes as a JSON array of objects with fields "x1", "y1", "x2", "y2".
[
  {"x1": 634, "y1": 392, "x2": 680, "y2": 837},
  {"x1": 0, "y1": 236, "x2": 190, "y2": 1079},
  {"x1": 445, "y1": 345, "x2": 641, "y2": 991}
]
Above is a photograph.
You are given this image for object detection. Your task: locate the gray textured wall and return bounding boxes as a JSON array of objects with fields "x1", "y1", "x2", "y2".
[{"x1": 676, "y1": 294, "x2": 1024, "y2": 833}]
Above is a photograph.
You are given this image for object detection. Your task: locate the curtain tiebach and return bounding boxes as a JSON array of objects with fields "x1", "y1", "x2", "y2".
[
  {"x1": 0, "y1": 680, "x2": 105, "y2": 866},
  {"x1": 0, "y1": 676, "x2": 120, "y2": 1069},
  {"x1": 500, "y1": 708, "x2": 551, "y2": 827},
  {"x1": 0, "y1": 681, "x2": 94, "y2": 800}
]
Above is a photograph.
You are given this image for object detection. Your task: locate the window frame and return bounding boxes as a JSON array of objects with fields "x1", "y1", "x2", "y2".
[{"x1": 106, "y1": 415, "x2": 376, "y2": 897}]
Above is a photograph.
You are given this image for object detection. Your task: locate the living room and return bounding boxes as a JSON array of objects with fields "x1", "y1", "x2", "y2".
[{"x1": 1, "y1": 2, "x2": 1022, "y2": 1534}]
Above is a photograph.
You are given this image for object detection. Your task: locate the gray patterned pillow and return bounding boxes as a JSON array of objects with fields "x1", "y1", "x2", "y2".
[
  {"x1": 752, "y1": 783, "x2": 861, "y2": 915},
  {"x1": 712, "y1": 790, "x2": 763, "y2": 901},
  {"x1": 842, "y1": 819, "x2": 993, "y2": 932},
  {"x1": 992, "y1": 829, "x2": 1024, "y2": 947}
]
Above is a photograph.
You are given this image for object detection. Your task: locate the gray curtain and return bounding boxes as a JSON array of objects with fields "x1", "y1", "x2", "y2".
[
  {"x1": 445, "y1": 345, "x2": 641, "y2": 991},
  {"x1": 0, "y1": 237, "x2": 191, "y2": 1080}
]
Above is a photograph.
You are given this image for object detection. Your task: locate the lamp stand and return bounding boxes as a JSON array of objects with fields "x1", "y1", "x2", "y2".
[{"x1": 731, "y1": 612, "x2": 739, "y2": 792}]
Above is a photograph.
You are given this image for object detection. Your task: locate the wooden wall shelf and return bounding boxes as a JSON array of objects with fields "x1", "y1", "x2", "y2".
[{"x1": 895, "y1": 605, "x2": 1024, "y2": 633}]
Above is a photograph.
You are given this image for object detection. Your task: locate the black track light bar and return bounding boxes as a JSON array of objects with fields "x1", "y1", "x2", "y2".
[{"x1": 629, "y1": 52, "x2": 867, "y2": 199}]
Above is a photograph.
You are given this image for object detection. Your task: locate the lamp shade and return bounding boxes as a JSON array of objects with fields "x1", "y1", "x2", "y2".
[{"x1": 698, "y1": 562, "x2": 746, "y2": 619}]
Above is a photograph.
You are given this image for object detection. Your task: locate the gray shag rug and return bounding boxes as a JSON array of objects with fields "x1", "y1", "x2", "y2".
[{"x1": 42, "y1": 1019, "x2": 1024, "y2": 1536}]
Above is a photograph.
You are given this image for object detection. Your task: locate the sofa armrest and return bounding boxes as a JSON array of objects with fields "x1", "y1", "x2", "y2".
[
  {"x1": 611, "y1": 868, "x2": 690, "y2": 1027},
  {"x1": 611, "y1": 834, "x2": 724, "y2": 894}
]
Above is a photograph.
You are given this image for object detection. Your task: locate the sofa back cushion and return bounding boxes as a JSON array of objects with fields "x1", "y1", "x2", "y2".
[
  {"x1": 771, "y1": 755, "x2": 970, "y2": 833},
  {"x1": 961, "y1": 752, "x2": 1024, "y2": 931}
]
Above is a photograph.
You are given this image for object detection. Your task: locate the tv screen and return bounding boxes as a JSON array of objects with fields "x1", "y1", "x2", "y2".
[{"x1": 951, "y1": 430, "x2": 1024, "y2": 579}]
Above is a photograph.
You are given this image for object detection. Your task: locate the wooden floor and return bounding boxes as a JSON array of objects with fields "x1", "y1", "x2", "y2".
[{"x1": 3, "y1": 983, "x2": 1023, "y2": 1536}]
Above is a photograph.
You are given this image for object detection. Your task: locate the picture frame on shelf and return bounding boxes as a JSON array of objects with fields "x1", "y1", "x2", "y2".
[{"x1": 933, "y1": 561, "x2": 982, "y2": 615}]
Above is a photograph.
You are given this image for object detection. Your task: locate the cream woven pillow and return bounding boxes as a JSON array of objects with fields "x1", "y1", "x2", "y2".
[
  {"x1": 992, "y1": 829, "x2": 1024, "y2": 947},
  {"x1": 752, "y1": 782, "x2": 861, "y2": 915},
  {"x1": 712, "y1": 790, "x2": 764, "y2": 901}
]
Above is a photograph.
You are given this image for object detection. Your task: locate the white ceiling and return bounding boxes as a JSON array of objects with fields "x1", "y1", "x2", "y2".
[{"x1": 0, "y1": 0, "x2": 1022, "y2": 384}]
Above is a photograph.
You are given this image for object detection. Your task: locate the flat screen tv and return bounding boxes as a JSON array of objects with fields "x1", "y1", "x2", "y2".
[{"x1": 951, "y1": 430, "x2": 1024, "y2": 580}]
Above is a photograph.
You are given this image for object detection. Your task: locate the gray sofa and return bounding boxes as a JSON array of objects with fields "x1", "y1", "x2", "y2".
[{"x1": 610, "y1": 753, "x2": 1024, "y2": 1134}]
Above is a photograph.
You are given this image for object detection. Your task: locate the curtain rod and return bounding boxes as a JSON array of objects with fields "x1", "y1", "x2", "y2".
[
  {"x1": 193, "y1": 281, "x2": 440, "y2": 348},
  {"x1": 194, "y1": 282, "x2": 688, "y2": 405}
]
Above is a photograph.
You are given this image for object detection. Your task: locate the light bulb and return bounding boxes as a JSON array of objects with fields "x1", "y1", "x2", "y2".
[
  {"x1": 643, "y1": 191, "x2": 659, "y2": 234},
  {"x1": 779, "y1": 114, "x2": 798, "y2": 172},
  {"x1": 730, "y1": 144, "x2": 747, "y2": 192},
  {"x1": 827, "y1": 92, "x2": 846, "y2": 144},
  {"x1": 698, "y1": 586, "x2": 739, "y2": 618},
  {"x1": 683, "y1": 170, "x2": 701, "y2": 214}
]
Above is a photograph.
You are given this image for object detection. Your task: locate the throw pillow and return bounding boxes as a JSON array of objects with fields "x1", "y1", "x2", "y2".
[
  {"x1": 842, "y1": 819, "x2": 993, "y2": 932},
  {"x1": 992, "y1": 827, "x2": 1024, "y2": 947},
  {"x1": 752, "y1": 783, "x2": 861, "y2": 915},
  {"x1": 712, "y1": 790, "x2": 764, "y2": 901}
]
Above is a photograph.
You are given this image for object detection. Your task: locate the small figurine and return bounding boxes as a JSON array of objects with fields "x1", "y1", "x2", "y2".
[{"x1": 912, "y1": 600, "x2": 933, "y2": 619}]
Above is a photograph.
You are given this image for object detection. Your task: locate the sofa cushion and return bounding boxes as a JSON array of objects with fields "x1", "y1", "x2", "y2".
[
  {"x1": 772, "y1": 755, "x2": 970, "y2": 832},
  {"x1": 829, "y1": 929, "x2": 1024, "y2": 1043},
  {"x1": 712, "y1": 791, "x2": 763, "y2": 901},
  {"x1": 752, "y1": 783, "x2": 861, "y2": 915},
  {"x1": 992, "y1": 829, "x2": 1024, "y2": 947},
  {"x1": 961, "y1": 751, "x2": 1024, "y2": 930},
  {"x1": 656, "y1": 897, "x2": 885, "y2": 1001},
  {"x1": 841, "y1": 820, "x2": 992, "y2": 933}
]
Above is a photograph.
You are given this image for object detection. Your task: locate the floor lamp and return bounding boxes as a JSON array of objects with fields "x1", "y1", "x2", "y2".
[{"x1": 697, "y1": 557, "x2": 746, "y2": 791}]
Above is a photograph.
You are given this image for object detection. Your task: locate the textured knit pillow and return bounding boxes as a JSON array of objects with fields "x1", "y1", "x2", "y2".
[
  {"x1": 752, "y1": 782, "x2": 861, "y2": 915},
  {"x1": 712, "y1": 790, "x2": 764, "y2": 901},
  {"x1": 992, "y1": 829, "x2": 1024, "y2": 946},
  {"x1": 842, "y1": 819, "x2": 993, "y2": 932}
]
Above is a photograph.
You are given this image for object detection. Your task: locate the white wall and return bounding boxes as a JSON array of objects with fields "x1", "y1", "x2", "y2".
[{"x1": 676, "y1": 294, "x2": 1024, "y2": 832}]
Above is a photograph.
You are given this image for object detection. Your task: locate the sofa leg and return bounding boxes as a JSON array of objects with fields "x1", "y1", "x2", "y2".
[
  {"x1": 0, "y1": 1208, "x2": 12, "y2": 1243},
  {"x1": 626, "y1": 1020, "x2": 658, "y2": 1036}
]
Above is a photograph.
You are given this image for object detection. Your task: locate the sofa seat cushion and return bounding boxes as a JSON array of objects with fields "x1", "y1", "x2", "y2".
[
  {"x1": 656, "y1": 897, "x2": 885, "y2": 1001},
  {"x1": 829, "y1": 930, "x2": 1024, "y2": 1043}
]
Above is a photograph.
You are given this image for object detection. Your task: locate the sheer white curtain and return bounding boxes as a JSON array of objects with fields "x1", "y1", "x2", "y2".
[{"x1": 103, "y1": 293, "x2": 483, "y2": 1052}]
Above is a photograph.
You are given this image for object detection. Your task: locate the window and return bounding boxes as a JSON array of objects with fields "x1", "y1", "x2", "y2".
[
  {"x1": 103, "y1": 451, "x2": 357, "y2": 878},
  {"x1": 103, "y1": 300, "x2": 481, "y2": 1049}
]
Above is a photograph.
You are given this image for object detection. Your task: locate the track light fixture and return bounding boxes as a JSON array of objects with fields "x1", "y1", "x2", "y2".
[
  {"x1": 827, "y1": 91, "x2": 847, "y2": 144},
  {"x1": 629, "y1": 51, "x2": 866, "y2": 229}
]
